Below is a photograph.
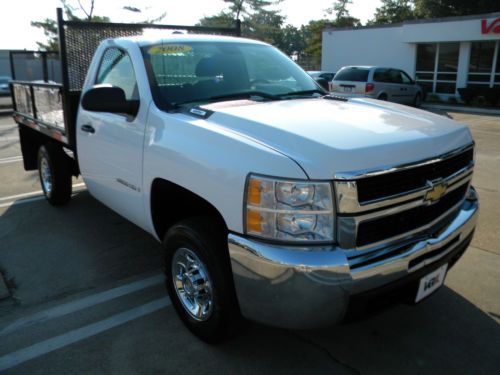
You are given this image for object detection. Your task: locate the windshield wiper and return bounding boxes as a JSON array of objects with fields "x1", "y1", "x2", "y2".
[
  {"x1": 174, "y1": 91, "x2": 280, "y2": 106},
  {"x1": 276, "y1": 89, "x2": 325, "y2": 98}
]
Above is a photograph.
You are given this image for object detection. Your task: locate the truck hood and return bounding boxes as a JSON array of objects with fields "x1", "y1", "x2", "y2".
[{"x1": 202, "y1": 98, "x2": 473, "y2": 179}]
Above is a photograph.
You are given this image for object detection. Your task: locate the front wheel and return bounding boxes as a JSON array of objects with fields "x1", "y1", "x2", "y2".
[
  {"x1": 38, "y1": 143, "x2": 72, "y2": 206},
  {"x1": 164, "y1": 217, "x2": 242, "y2": 343}
]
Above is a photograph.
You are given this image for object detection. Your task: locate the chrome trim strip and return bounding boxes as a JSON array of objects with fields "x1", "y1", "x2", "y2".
[
  {"x1": 337, "y1": 180, "x2": 471, "y2": 250},
  {"x1": 334, "y1": 143, "x2": 474, "y2": 180},
  {"x1": 246, "y1": 205, "x2": 333, "y2": 215}
]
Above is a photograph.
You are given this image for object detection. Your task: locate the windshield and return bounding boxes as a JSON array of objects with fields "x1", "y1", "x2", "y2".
[{"x1": 141, "y1": 41, "x2": 320, "y2": 109}]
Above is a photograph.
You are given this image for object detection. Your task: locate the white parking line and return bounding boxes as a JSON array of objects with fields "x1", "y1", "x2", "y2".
[
  {"x1": 0, "y1": 298, "x2": 171, "y2": 372},
  {"x1": 0, "y1": 183, "x2": 86, "y2": 208},
  {"x1": 0, "y1": 156, "x2": 23, "y2": 165},
  {"x1": 0, "y1": 274, "x2": 164, "y2": 337}
]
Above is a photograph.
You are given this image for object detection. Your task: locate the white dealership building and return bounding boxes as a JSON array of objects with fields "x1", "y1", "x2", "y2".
[{"x1": 322, "y1": 13, "x2": 500, "y2": 98}]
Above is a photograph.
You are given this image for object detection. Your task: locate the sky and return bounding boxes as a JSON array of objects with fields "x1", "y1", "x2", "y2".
[{"x1": 0, "y1": 0, "x2": 382, "y2": 50}]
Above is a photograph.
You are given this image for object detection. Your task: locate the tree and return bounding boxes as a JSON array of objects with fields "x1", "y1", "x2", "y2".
[
  {"x1": 414, "y1": 0, "x2": 500, "y2": 18},
  {"x1": 300, "y1": 1, "x2": 360, "y2": 67},
  {"x1": 369, "y1": 0, "x2": 499, "y2": 25},
  {"x1": 31, "y1": 0, "x2": 167, "y2": 51},
  {"x1": 369, "y1": 0, "x2": 416, "y2": 25},
  {"x1": 279, "y1": 24, "x2": 307, "y2": 57},
  {"x1": 325, "y1": 0, "x2": 353, "y2": 21},
  {"x1": 31, "y1": 0, "x2": 111, "y2": 50},
  {"x1": 245, "y1": 9, "x2": 286, "y2": 46},
  {"x1": 197, "y1": 0, "x2": 284, "y2": 46},
  {"x1": 222, "y1": 0, "x2": 281, "y2": 20},
  {"x1": 197, "y1": 12, "x2": 236, "y2": 29}
]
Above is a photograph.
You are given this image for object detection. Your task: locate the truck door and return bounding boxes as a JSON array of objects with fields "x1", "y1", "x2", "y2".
[{"x1": 77, "y1": 47, "x2": 147, "y2": 228}]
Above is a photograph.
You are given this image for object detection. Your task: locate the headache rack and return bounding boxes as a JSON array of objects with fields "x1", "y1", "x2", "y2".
[{"x1": 10, "y1": 7, "x2": 241, "y2": 150}]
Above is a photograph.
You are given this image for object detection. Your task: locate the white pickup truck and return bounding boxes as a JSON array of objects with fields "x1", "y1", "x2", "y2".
[{"x1": 10, "y1": 10, "x2": 478, "y2": 342}]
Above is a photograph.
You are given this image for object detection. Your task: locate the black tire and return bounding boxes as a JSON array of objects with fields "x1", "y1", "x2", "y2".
[
  {"x1": 164, "y1": 216, "x2": 241, "y2": 343},
  {"x1": 37, "y1": 143, "x2": 72, "y2": 206},
  {"x1": 414, "y1": 92, "x2": 422, "y2": 107},
  {"x1": 378, "y1": 93, "x2": 388, "y2": 101}
]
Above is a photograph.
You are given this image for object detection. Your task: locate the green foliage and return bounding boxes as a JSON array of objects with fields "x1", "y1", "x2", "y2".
[
  {"x1": 31, "y1": 18, "x2": 59, "y2": 51},
  {"x1": 31, "y1": 0, "x2": 110, "y2": 51},
  {"x1": 302, "y1": 16, "x2": 360, "y2": 68},
  {"x1": 198, "y1": 0, "x2": 286, "y2": 51},
  {"x1": 223, "y1": 0, "x2": 280, "y2": 20},
  {"x1": 325, "y1": 0, "x2": 353, "y2": 20},
  {"x1": 369, "y1": 0, "x2": 416, "y2": 25},
  {"x1": 414, "y1": 0, "x2": 500, "y2": 18},
  {"x1": 370, "y1": 0, "x2": 499, "y2": 25}
]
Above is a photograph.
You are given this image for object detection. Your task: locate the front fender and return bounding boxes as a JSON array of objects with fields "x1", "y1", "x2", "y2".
[{"x1": 142, "y1": 105, "x2": 307, "y2": 239}]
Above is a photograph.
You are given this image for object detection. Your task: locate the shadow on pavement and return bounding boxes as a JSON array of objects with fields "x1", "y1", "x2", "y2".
[
  {"x1": 291, "y1": 286, "x2": 500, "y2": 374},
  {"x1": 0, "y1": 190, "x2": 163, "y2": 315}
]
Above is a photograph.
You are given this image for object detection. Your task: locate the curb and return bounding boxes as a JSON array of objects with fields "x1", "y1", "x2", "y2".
[{"x1": 422, "y1": 104, "x2": 500, "y2": 116}]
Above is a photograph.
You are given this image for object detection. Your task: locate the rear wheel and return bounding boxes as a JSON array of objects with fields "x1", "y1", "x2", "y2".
[
  {"x1": 378, "y1": 93, "x2": 388, "y2": 101},
  {"x1": 414, "y1": 93, "x2": 422, "y2": 107},
  {"x1": 37, "y1": 143, "x2": 72, "y2": 206},
  {"x1": 164, "y1": 216, "x2": 241, "y2": 343}
]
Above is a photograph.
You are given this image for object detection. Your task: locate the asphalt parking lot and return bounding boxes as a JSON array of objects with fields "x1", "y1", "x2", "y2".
[{"x1": 0, "y1": 111, "x2": 499, "y2": 374}]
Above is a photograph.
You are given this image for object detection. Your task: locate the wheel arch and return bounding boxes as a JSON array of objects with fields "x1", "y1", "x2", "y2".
[
  {"x1": 150, "y1": 178, "x2": 228, "y2": 241},
  {"x1": 377, "y1": 91, "x2": 389, "y2": 100}
]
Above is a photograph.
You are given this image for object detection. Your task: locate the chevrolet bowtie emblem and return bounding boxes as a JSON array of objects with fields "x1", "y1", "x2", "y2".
[{"x1": 425, "y1": 182, "x2": 448, "y2": 203}]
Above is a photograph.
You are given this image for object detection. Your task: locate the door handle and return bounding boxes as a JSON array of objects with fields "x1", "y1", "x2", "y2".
[{"x1": 81, "y1": 124, "x2": 95, "y2": 134}]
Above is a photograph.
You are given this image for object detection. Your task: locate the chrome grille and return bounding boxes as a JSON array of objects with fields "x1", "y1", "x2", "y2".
[{"x1": 334, "y1": 144, "x2": 474, "y2": 250}]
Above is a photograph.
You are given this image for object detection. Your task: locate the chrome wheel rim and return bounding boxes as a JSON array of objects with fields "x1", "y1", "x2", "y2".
[
  {"x1": 172, "y1": 247, "x2": 213, "y2": 321},
  {"x1": 40, "y1": 157, "x2": 52, "y2": 196}
]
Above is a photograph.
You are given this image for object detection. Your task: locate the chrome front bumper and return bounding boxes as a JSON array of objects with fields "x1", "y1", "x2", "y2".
[{"x1": 228, "y1": 193, "x2": 479, "y2": 329}]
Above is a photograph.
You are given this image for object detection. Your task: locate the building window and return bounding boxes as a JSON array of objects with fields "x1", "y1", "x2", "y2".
[
  {"x1": 468, "y1": 41, "x2": 500, "y2": 88},
  {"x1": 416, "y1": 43, "x2": 459, "y2": 95},
  {"x1": 416, "y1": 44, "x2": 436, "y2": 71}
]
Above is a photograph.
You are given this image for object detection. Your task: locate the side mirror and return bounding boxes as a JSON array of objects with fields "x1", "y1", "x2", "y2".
[
  {"x1": 314, "y1": 77, "x2": 329, "y2": 91},
  {"x1": 81, "y1": 86, "x2": 139, "y2": 117}
]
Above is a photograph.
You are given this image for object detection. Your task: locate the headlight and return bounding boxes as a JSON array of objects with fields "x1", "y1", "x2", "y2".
[{"x1": 245, "y1": 174, "x2": 334, "y2": 242}]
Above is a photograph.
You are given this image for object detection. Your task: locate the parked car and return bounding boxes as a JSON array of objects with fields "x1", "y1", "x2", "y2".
[
  {"x1": 307, "y1": 71, "x2": 336, "y2": 82},
  {"x1": 11, "y1": 9, "x2": 478, "y2": 343},
  {"x1": 331, "y1": 66, "x2": 423, "y2": 106},
  {"x1": 0, "y1": 76, "x2": 11, "y2": 96},
  {"x1": 308, "y1": 71, "x2": 335, "y2": 90}
]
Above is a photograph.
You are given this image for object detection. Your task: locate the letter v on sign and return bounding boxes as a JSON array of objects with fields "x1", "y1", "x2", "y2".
[{"x1": 481, "y1": 18, "x2": 500, "y2": 34}]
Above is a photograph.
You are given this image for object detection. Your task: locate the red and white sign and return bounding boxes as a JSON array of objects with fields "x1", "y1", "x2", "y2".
[{"x1": 481, "y1": 18, "x2": 500, "y2": 34}]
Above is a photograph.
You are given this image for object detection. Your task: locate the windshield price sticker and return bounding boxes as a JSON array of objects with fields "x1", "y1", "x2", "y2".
[{"x1": 148, "y1": 45, "x2": 192, "y2": 55}]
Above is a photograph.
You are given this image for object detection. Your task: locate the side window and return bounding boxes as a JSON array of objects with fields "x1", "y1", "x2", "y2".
[
  {"x1": 96, "y1": 48, "x2": 138, "y2": 100},
  {"x1": 400, "y1": 70, "x2": 413, "y2": 84},
  {"x1": 373, "y1": 68, "x2": 390, "y2": 82},
  {"x1": 389, "y1": 69, "x2": 403, "y2": 84}
]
